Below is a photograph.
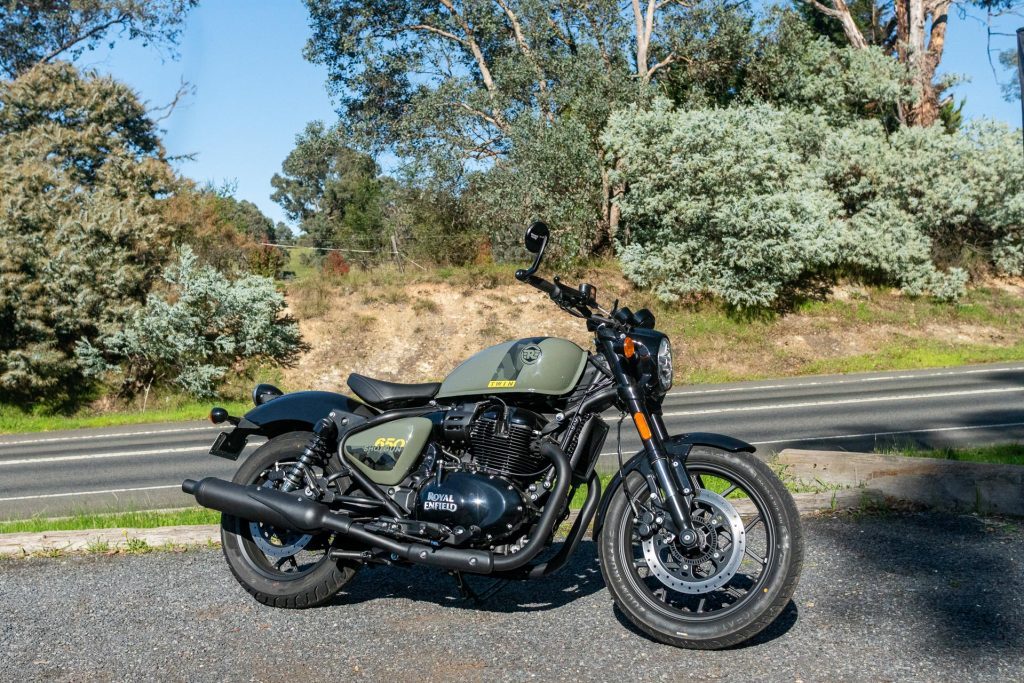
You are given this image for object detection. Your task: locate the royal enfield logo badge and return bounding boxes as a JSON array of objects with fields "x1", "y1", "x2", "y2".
[{"x1": 520, "y1": 344, "x2": 542, "y2": 364}]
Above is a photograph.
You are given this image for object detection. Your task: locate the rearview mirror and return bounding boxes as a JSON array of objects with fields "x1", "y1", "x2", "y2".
[{"x1": 524, "y1": 221, "x2": 549, "y2": 254}]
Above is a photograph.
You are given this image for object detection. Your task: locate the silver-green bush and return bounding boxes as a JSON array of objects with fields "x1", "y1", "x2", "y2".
[
  {"x1": 76, "y1": 247, "x2": 302, "y2": 398},
  {"x1": 606, "y1": 101, "x2": 1023, "y2": 308}
]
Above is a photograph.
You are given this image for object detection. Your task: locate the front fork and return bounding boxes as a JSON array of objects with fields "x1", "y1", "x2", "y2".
[{"x1": 601, "y1": 336, "x2": 699, "y2": 546}]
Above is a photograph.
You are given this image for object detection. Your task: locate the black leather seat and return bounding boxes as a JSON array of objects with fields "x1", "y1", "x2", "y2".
[{"x1": 347, "y1": 373, "x2": 441, "y2": 410}]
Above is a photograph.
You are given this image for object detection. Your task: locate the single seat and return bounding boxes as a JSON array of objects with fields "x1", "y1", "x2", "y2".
[{"x1": 347, "y1": 373, "x2": 441, "y2": 410}]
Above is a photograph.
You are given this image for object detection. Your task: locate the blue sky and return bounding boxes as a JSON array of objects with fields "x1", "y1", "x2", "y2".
[{"x1": 80, "y1": 1, "x2": 1024, "y2": 227}]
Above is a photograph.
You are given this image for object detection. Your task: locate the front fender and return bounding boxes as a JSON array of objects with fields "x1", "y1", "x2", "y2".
[
  {"x1": 592, "y1": 432, "x2": 755, "y2": 538},
  {"x1": 210, "y1": 391, "x2": 374, "y2": 459}
]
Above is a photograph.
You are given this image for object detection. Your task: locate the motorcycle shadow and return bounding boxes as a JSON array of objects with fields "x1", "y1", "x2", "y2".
[{"x1": 330, "y1": 539, "x2": 606, "y2": 612}]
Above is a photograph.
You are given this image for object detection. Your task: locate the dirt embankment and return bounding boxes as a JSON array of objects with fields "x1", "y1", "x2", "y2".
[
  {"x1": 283, "y1": 282, "x2": 595, "y2": 391},
  {"x1": 279, "y1": 273, "x2": 1024, "y2": 392}
]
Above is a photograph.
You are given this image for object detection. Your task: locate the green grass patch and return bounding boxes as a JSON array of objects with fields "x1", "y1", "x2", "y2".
[
  {"x1": 879, "y1": 442, "x2": 1024, "y2": 466},
  {"x1": 0, "y1": 508, "x2": 222, "y2": 534},
  {"x1": 802, "y1": 340, "x2": 1024, "y2": 377},
  {"x1": 0, "y1": 399, "x2": 249, "y2": 435}
]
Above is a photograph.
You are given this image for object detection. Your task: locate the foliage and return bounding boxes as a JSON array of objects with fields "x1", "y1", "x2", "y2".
[
  {"x1": 76, "y1": 247, "x2": 302, "y2": 398},
  {"x1": 606, "y1": 102, "x2": 842, "y2": 308},
  {"x1": 0, "y1": 0, "x2": 196, "y2": 78},
  {"x1": 607, "y1": 100, "x2": 1023, "y2": 308},
  {"x1": 468, "y1": 116, "x2": 606, "y2": 262},
  {"x1": 0, "y1": 62, "x2": 179, "y2": 402},
  {"x1": 164, "y1": 185, "x2": 287, "y2": 277},
  {"x1": 271, "y1": 120, "x2": 385, "y2": 257}
]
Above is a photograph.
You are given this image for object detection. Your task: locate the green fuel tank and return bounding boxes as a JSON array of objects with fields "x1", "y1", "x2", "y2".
[{"x1": 436, "y1": 337, "x2": 588, "y2": 399}]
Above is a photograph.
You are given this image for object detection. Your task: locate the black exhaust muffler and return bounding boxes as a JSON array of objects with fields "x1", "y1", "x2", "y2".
[
  {"x1": 182, "y1": 477, "x2": 353, "y2": 535},
  {"x1": 181, "y1": 477, "x2": 492, "y2": 573}
]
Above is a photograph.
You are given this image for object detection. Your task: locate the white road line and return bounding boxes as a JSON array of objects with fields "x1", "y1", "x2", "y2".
[
  {"x1": 0, "y1": 446, "x2": 209, "y2": 467},
  {"x1": 0, "y1": 425, "x2": 217, "y2": 448},
  {"x1": 661, "y1": 386, "x2": 1024, "y2": 417},
  {"x1": 0, "y1": 484, "x2": 182, "y2": 502},
  {"x1": 749, "y1": 421, "x2": 1024, "y2": 446},
  {"x1": 596, "y1": 420, "x2": 1024, "y2": 458},
  {"x1": 663, "y1": 365, "x2": 1024, "y2": 398}
]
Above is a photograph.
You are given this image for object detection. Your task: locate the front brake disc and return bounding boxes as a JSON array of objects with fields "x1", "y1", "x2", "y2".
[{"x1": 641, "y1": 489, "x2": 745, "y2": 594}]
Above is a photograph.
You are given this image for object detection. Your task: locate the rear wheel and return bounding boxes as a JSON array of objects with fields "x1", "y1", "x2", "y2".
[
  {"x1": 220, "y1": 431, "x2": 359, "y2": 608},
  {"x1": 598, "y1": 447, "x2": 803, "y2": 649}
]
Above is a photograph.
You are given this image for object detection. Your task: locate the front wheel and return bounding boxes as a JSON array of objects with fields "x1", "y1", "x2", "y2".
[{"x1": 598, "y1": 447, "x2": 803, "y2": 649}]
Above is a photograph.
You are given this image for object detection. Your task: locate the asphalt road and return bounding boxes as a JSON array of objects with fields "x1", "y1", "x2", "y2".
[
  {"x1": 2, "y1": 361, "x2": 1024, "y2": 519},
  {"x1": 1, "y1": 511, "x2": 1021, "y2": 682}
]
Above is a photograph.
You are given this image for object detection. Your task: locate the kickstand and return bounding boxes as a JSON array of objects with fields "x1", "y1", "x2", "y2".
[{"x1": 451, "y1": 571, "x2": 510, "y2": 604}]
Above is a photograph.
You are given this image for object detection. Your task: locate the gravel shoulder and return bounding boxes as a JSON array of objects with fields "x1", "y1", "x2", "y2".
[{"x1": 1, "y1": 511, "x2": 1022, "y2": 682}]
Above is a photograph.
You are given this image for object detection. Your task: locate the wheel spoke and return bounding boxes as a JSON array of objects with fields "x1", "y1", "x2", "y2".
[
  {"x1": 745, "y1": 547, "x2": 767, "y2": 566},
  {"x1": 696, "y1": 597, "x2": 706, "y2": 614},
  {"x1": 745, "y1": 514, "x2": 762, "y2": 533},
  {"x1": 721, "y1": 484, "x2": 737, "y2": 498}
]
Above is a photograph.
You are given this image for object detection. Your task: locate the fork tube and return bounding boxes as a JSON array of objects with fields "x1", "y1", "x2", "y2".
[{"x1": 600, "y1": 336, "x2": 694, "y2": 536}]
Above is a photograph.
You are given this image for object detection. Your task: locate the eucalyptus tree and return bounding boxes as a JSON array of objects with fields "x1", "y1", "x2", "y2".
[
  {"x1": 303, "y1": 0, "x2": 738, "y2": 255},
  {"x1": 0, "y1": 0, "x2": 196, "y2": 78}
]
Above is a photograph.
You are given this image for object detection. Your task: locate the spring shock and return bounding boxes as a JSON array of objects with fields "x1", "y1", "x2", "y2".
[{"x1": 280, "y1": 417, "x2": 336, "y2": 493}]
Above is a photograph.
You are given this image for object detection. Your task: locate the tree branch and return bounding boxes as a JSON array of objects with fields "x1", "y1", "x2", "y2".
[{"x1": 37, "y1": 13, "x2": 131, "y2": 66}]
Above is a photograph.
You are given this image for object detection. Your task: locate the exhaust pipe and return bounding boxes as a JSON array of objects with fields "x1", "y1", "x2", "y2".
[
  {"x1": 182, "y1": 477, "x2": 492, "y2": 573},
  {"x1": 182, "y1": 439, "x2": 571, "y2": 576}
]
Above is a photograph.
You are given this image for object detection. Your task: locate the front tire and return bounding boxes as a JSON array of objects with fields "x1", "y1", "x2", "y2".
[
  {"x1": 220, "y1": 431, "x2": 359, "y2": 609},
  {"x1": 598, "y1": 447, "x2": 803, "y2": 649}
]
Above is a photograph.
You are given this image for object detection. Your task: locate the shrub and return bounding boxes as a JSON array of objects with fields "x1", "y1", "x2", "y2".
[
  {"x1": 605, "y1": 102, "x2": 842, "y2": 308},
  {"x1": 76, "y1": 247, "x2": 302, "y2": 398},
  {"x1": 606, "y1": 101, "x2": 1022, "y2": 308},
  {"x1": 323, "y1": 251, "x2": 351, "y2": 277}
]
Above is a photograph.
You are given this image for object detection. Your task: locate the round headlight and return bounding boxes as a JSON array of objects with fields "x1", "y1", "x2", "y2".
[{"x1": 657, "y1": 337, "x2": 673, "y2": 391}]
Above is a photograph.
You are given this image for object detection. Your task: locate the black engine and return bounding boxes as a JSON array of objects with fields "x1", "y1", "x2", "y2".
[
  {"x1": 414, "y1": 404, "x2": 549, "y2": 542},
  {"x1": 414, "y1": 471, "x2": 526, "y2": 541}
]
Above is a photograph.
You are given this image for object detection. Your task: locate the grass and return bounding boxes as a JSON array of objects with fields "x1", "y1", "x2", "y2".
[
  {"x1": 878, "y1": 442, "x2": 1024, "y2": 466},
  {"x1": 0, "y1": 399, "x2": 250, "y2": 435},
  {"x1": 0, "y1": 508, "x2": 222, "y2": 534}
]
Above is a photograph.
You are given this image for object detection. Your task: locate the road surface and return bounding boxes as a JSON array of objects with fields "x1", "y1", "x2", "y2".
[
  {"x1": 2, "y1": 361, "x2": 1023, "y2": 519},
  {"x1": 1, "y1": 511, "x2": 1021, "y2": 681}
]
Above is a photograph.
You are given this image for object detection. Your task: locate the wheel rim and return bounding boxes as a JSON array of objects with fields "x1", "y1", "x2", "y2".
[
  {"x1": 230, "y1": 458, "x2": 336, "y2": 582},
  {"x1": 618, "y1": 462, "x2": 777, "y2": 622}
]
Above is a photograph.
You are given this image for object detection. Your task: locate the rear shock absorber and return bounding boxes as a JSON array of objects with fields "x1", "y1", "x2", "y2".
[{"x1": 280, "y1": 417, "x2": 337, "y2": 493}]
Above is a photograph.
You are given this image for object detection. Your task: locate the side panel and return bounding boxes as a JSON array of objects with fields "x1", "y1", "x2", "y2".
[
  {"x1": 342, "y1": 417, "x2": 432, "y2": 486},
  {"x1": 436, "y1": 337, "x2": 588, "y2": 398}
]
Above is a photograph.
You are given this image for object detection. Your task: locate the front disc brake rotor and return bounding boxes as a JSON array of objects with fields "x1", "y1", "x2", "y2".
[
  {"x1": 249, "y1": 521, "x2": 314, "y2": 558},
  {"x1": 641, "y1": 489, "x2": 745, "y2": 594}
]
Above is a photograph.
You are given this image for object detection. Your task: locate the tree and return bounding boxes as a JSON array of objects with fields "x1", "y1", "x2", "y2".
[
  {"x1": 798, "y1": 0, "x2": 1017, "y2": 126},
  {"x1": 0, "y1": 0, "x2": 196, "y2": 79},
  {"x1": 271, "y1": 120, "x2": 385, "y2": 255},
  {"x1": 164, "y1": 185, "x2": 288, "y2": 277},
  {"x1": 0, "y1": 62, "x2": 180, "y2": 402},
  {"x1": 302, "y1": 0, "x2": 738, "y2": 254}
]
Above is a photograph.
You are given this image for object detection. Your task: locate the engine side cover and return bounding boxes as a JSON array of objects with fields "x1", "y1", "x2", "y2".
[{"x1": 415, "y1": 471, "x2": 524, "y2": 538}]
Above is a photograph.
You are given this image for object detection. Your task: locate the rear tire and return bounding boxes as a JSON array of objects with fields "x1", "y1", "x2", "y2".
[
  {"x1": 220, "y1": 431, "x2": 359, "y2": 609},
  {"x1": 598, "y1": 448, "x2": 803, "y2": 649}
]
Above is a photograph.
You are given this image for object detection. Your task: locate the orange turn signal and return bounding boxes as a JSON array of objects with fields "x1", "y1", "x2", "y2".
[
  {"x1": 623, "y1": 336, "x2": 635, "y2": 358},
  {"x1": 633, "y1": 411, "x2": 652, "y2": 440}
]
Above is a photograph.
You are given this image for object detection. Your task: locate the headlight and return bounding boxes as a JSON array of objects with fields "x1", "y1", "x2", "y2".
[{"x1": 657, "y1": 337, "x2": 673, "y2": 391}]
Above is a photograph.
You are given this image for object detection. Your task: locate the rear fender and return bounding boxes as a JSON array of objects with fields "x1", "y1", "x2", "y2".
[
  {"x1": 210, "y1": 391, "x2": 374, "y2": 460},
  {"x1": 592, "y1": 432, "x2": 755, "y2": 537}
]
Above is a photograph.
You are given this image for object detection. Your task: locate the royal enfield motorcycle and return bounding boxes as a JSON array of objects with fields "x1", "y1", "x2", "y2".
[{"x1": 183, "y1": 222, "x2": 803, "y2": 649}]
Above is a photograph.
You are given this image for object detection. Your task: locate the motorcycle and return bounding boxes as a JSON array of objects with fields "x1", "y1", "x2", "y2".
[{"x1": 183, "y1": 222, "x2": 803, "y2": 649}]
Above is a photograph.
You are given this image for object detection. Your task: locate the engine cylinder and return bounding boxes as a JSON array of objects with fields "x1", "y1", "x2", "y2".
[{"x1": 469, "y1": 408, "x2": 547, "y2": 478}]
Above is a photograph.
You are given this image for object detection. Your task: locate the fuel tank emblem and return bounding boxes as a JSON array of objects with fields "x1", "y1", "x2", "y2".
[
  {"x1": 487, "y1": 380, "x2": 516, "y2": 388},
  {"x1": 520, "y1": 344, "x2": 542, "y2": 364}
]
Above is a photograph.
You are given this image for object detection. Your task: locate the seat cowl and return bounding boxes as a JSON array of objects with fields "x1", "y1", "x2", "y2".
[{"x1": 347, "y1": 373, "x2": 440, "y2": 409}]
